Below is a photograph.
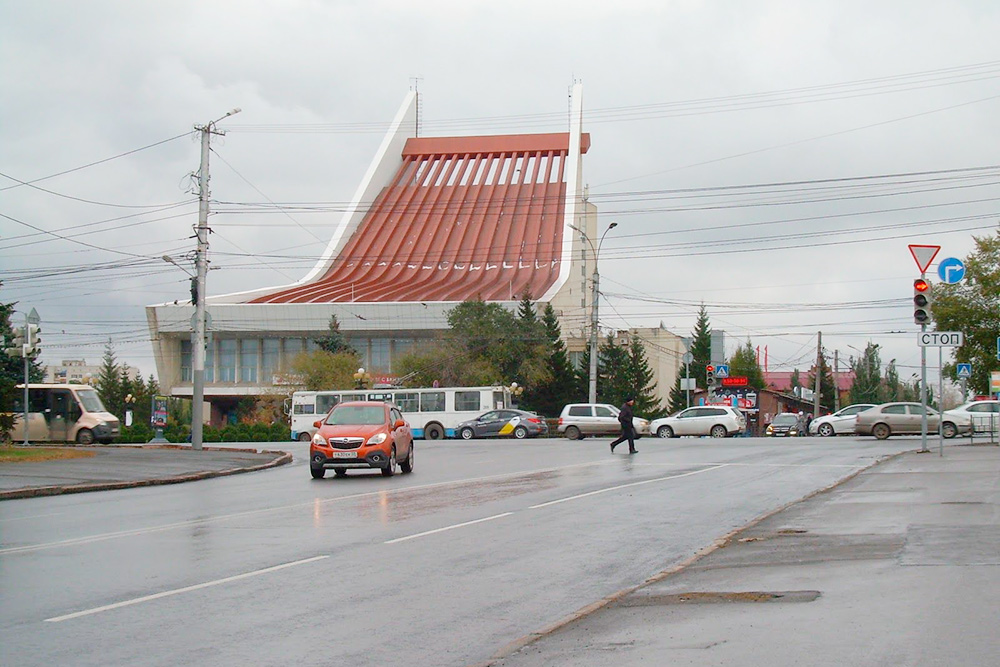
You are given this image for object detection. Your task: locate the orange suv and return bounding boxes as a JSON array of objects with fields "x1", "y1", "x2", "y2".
[{"x1": 310, "y1": 401, "x2": 414, "y2": 479}]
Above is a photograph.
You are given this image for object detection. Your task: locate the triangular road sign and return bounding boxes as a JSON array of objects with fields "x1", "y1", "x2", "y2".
[{"x1": 909, "y1": 244, "x2": 941, "y2": 273}]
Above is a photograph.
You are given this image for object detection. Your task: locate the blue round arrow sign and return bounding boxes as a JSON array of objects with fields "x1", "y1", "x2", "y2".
[{"x1": 937, "y1": 257, "x2": 965, "y2": 284}]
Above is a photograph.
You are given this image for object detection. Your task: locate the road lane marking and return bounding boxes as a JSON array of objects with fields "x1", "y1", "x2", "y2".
[
  {"x1": 529, "y1": 465, "x2": 728, "y2": 509},
  {"x1": 44, "y1": 555, "x2": 329, "y2": 623},
  {"x1": 1, "y1": 461, "x2": 612, "y2": 556},
  {"x1": 385, "y1": 512, "x2": 514, "y2": 544}
]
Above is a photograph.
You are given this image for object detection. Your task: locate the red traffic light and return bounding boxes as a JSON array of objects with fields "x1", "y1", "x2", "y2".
[
  {"x1": 914, "y1": 278, "x2": 930, "y2": 292},
  {"x1": 706, "y1": 365, "x2": 714, "y2": 372}
]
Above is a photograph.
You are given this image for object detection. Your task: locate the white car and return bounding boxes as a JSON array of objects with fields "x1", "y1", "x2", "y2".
[
  {"x1": 943, "y1": 400, "x2": 1000, "y2": 436},
  {"x1": 808, "y1": 404, "x2": 877, "y2": 437},
  {"x1": 557, "y1": 403, "x2": 651, "y2": 440},
  {"x1": 650, "y1": 406, "x2": 745, "y2": 438}
]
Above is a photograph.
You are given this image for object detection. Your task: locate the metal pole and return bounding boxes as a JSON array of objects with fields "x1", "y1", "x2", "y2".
[
  {"x1": 22, "y1": 312, "x2": 29, "y2": 447},
  {"x1": 191, "y1": 123, "x2": 211, "y2": 451},
  {"x1": 588, "y1": 269, "x2": 599, "y2": 404},
  {"x1": 919, "y1": 273, "x2": 929, "y2": 452},
  {"x1": 813, "y1": 331, "x2": 821, "y2": 417},
  {"x1": 938, "y1": 346, "x2": 943, "y2": 457},
  {"x1": 685, "y1": 362, "x2": 691, "y2": 408}
]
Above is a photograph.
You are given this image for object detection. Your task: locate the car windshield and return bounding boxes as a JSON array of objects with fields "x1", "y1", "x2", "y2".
[
  {"x1": 773, "y1": 414, "x2": 798, "y2": 425},
  {"x1": 325, "y1": 405, "x2": 385, "y2": 426},
  {"x1": 76, "y1": 389, "x2": 107, "y2": 413}
]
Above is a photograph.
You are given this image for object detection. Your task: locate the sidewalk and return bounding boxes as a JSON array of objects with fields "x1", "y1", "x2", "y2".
[
  {"x1": 489, "y1": 444, "x2": 1000, "y2": 667},
  {"x1": 0, "y1": 445, "x2": 292, "y2": 500}
]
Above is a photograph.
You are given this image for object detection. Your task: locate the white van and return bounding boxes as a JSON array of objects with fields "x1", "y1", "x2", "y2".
[{"x1": 10, "y1": 384, "x2": 121, "y2": 444}]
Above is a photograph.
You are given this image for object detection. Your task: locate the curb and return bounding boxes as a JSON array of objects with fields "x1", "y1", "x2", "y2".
[
  {"x1": 477, "y1": 449, "x2": 910, "y2": 666},
  {"x1": 0, "y1": 449, "x2": 293, "y2": 501}
]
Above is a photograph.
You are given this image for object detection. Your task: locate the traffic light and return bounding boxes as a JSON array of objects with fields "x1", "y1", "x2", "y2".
[
  {"x1": 5, "y1": 326, "x2": 26, "y2": 357},
  {"x1": 913, "y1": 278, "x2": 932, "y2": 325},
  {"x1": 24, "y1": 324, "x2": 41, "y2": 357},
  {"x1": 706, "y1": 364, "x2": 716, "y2": 388}
]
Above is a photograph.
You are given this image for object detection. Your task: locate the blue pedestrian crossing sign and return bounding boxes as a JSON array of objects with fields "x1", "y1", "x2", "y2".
[
  {"x1": 956, "y1": 363, "x2": 972, "y2": 379},
  {"x1": 715, "y1": 364, "x2": 730, "y2": 379}
]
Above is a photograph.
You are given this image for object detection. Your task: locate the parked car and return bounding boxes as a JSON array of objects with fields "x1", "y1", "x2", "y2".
[
  {"x1": 650, "y1": 405, "x2": 745, "y2": 438},
  {"x1": 310, "y1": 401, "x2": 414, "y2": 478},
  {"x1": 765, "y1": 412, "x2": 803, "y2": 437},
  {"x1": 456, "y1": 409, "x2": 548, "y2": 440},
  {"x1": 808, "y1": 403, "x2": 877, "y2": 436},
  {"x1": 855, "y1": 402, "x2": 967, "y2": 439},
  {"x1": 557, "y1": 403, "x2": 651, "y2": 440},
  {"x1": 942, "y1": 400, "x2": 1000, "y2": 436}
]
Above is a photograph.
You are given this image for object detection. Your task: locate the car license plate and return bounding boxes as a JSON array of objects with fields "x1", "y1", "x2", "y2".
[{"x1": 332, "y1": 451, "x2": 357, "y2": 458}]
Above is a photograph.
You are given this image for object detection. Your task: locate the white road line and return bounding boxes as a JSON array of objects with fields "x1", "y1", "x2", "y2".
[
  {"x1": 44, "y1": 555, "x2": 329, "y2": 623},
  {"x1": 2, "y1": 461, "x2": 611, "y2": 556},
  {"x1": 627, "y1": 462, "x2": 859, "y2": 469},
  {"x1": 529, "y1": 465, "x2": 728, "y2": 509},
  {"x1": 385, "y1": 512, "x2": 514, "y2": 544}
]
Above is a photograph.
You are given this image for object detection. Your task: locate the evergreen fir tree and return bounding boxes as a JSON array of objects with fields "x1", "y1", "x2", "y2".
[
  {"x1": 807, "y1": 351, "x2": 837, "y2": 412},
  {"x1": 728, "y1": 340, "x2": 766, "y2": 390},
  {"x1": 626, "y1": 337, "x2": 663, "y2": 417},
  {"x1": 598, "y1": 334, "x2": 631, "y2": 406},
  {"x1": 849, "y1": 343, "x2": 882, "y2": 404},
  {"x1": 525, "y1": 304, "x2": 577, "y2": 416},
  {"x1": 668, "y1": 373, "x2": 687, "y2": 414},
  {"x1": 690, "y1": 304, "x2": 712, "y2": 390},
  {"x1": 315, "y1": 315, "x2": 355, "y2": 356},
  {"x1": 95, "y1": 340, "x2": 123, "y2": 415}
]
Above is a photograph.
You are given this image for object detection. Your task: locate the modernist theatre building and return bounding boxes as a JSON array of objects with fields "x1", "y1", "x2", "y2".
[{"x1": 146, "y1": 86, "x2": 685, "y2": 423}]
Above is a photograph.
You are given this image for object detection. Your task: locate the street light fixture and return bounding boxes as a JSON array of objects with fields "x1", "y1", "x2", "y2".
[{"x1": 568, "y1": 221, "x2": 618, "y2": 404}]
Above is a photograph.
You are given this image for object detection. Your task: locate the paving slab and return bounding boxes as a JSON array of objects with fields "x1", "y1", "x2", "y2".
[
  {"x1": 0, "y1": 445, "x2": 291, "y2": 499},
  {"x1": 489, "y1": 445, "x2": 1000, "y2": 667}
]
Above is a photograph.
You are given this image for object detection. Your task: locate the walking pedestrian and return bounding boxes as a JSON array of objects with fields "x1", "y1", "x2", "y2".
[{"x1": 610, "y1": 397, "x2": 638, "y2": 454}]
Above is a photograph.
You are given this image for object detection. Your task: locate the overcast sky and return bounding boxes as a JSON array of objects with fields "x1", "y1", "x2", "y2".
[{"x1": 3, "y1": 0, "x2": 999, "y2": 392}]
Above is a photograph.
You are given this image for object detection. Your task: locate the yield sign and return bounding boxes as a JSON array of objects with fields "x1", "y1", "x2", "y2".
[{"x1": 909, "y1": 244, "x2": 941, "y2": 273}]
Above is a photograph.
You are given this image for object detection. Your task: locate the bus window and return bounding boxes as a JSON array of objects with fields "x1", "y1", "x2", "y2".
[
  {"x1": 395, "y1": 392, "x2": 419, "y2": 413},
  {"x1": 294, "y1": 403, "x2": 316, "y2": 415},
  {"x1": 455, "y1": 390, "x2": 481, "y2": 411},
  {"x1": 367, "y1": 392, "x2": 394, "y2": 402},
  {"x1": 494, "y1": 390, "x2": 506, "y2": 409},
  {"x1": 315, "y1": 394, "x2": 340, "y2": 415},
  {"x1": 421, "y1": 392, "x2": 445, "y2": 412},
  {"x1": 341, "y1": 393, "x2": 366, "y2": 402}
]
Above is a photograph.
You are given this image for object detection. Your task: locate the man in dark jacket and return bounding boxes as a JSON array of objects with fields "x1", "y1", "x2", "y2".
[{"x1": 610, "y1": 397, "x2": 637, "y2": 454}]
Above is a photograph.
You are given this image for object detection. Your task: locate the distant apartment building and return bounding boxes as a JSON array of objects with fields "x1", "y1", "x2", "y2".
[{"x1": 45, "y1": 359, "x2": 141, "y2": 385}]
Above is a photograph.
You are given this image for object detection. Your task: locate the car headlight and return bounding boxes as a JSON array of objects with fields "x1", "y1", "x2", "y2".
[
  {"x1": 311, "y1": 432, "x2": 326, "y2": 446},
  {"x1": 766, "y1": 425, "x2": 773, "y2": 434},
  {"x1": 367, "y1": 432, "x2": 388, "y2": 445}
]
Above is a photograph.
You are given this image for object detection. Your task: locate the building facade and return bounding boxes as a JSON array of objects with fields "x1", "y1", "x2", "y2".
[{"x1": 146, "y1": 86, "x2": 681, "y2": 423}]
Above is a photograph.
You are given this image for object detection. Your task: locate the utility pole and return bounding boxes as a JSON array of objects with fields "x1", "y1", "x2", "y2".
[
  {"x1": 813, "y1": 331, "x2": 822, "y2": 417},
  {"x1": 833, "y1": 349, "x2": 840, "y2": 411},
  {"x1": 191, "y1": 109, "x2": 240, "y2": 451}
]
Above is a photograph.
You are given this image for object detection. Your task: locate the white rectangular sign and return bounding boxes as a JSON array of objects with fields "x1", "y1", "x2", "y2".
[{"x1": 918, "y1": 331, "x2": 964, "y2": 347}]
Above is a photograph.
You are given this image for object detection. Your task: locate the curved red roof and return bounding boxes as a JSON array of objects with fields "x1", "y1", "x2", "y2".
[{"x1": 248, "y1": 132, "x2": 589, "y2": 304}]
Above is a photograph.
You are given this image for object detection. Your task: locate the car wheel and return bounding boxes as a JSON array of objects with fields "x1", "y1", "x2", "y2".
[
  {"x1": 872, "y1": 423, "x2": 891, "y2": 440},
  {"x1": 425, "y1": 423, "x2": 444, "y2": 440},
  {"x1": 459, "y1": 427, "x2": 474, "y2": 440},
  {"x1": 657, "y1": 425, "x2": 673, "y2": 438},
  {"x1": 76, "y1": 428, "x2": 94, "y2": 445},
  {"x1": 298, "y1": 432, "x2": 312, "y2": 442},
  {"x1": 941, "y1": 422, "x2": 957, "y2": 439},
  {"x1": 381, "y1": 447, "x2": 397, "y2": 477},
  {"x1": 333, "y1": 468, "x2": 348, "y2": 477},
  {"x1": 710, "y1": 425, "x2": 727, "y2": 438},
  {"x1": 513, "y1": 426, "x2": 528, "y2": 439},
  {"x1": 564, "y1": 425, "x2": 581, "y2": 440},
  {"x1": 818, "y1": 423, "x2": 834, "y2": 437},
  {"x1": 311, "y1": 467, "x2": 325, "y2": 479},
  {"x1": 400, "y1": 443, "x2": 414, "y2": 473}
]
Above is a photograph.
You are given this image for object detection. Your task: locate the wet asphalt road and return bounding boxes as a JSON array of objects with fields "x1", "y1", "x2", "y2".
[{"x1": 1, "y1": 435, "x2": 916, "y2": 667}]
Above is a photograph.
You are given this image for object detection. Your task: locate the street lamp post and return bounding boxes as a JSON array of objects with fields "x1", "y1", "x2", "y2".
[{"x1": 569, "y1": 221, "x2": 617, "y2": 404}]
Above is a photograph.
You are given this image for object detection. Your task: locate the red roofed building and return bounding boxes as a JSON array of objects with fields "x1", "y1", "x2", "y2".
[{"x1": 146, "y1": 86, "x2": 688, "y2": 423}]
